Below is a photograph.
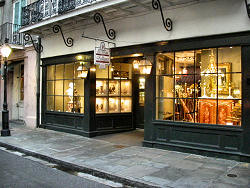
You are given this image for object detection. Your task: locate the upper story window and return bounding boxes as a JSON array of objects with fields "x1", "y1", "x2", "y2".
[
  {"x1": 156, "y1": 46, "x2": 242, "y2": 127},
  {"x1": 13, "y1": 0, "x2": 26, "y2": 26}
]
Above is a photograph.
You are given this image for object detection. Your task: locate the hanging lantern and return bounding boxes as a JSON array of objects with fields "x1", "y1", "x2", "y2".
[
  {"x1": 77, "y1": 62, "x2": 88, "y2": 79},
  {"x1": 133, "y1": 58, "x2": 152, "y2": 75},
  {"x1": 133, "y1": 59, "x2": 140, "y2": 69}
]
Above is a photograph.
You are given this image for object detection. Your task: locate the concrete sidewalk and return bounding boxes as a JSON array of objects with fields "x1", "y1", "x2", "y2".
[{"x1": 0, "y1": 124, "x2": 249, "y2": 188}]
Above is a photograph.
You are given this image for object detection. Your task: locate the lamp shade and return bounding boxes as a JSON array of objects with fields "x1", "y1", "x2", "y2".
[{"x1": 1, "y1": 43, "x2": 12, "y2": 58}]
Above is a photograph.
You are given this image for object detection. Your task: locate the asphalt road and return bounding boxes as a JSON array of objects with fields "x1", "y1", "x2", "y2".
[{"x1": 0, "y1": 149, "x2": 113, "y2": 188}]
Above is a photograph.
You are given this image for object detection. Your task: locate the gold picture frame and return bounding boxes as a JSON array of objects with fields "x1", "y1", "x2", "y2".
[{"x1": 218, "y1": 62, "x2": 232, "y2": 95}]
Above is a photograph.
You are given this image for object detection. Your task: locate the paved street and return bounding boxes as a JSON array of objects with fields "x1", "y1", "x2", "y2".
[
  {"x1": 0, "y1": 123, "x2": 249, "y2": 188},
  {"x1": 0, "y1": 149, "x2": 117, "y2": 188}
]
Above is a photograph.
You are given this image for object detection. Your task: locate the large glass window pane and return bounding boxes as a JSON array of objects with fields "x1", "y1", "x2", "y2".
[
  {"x1": 121, "y1": 80, "x2": 132, "y2": 96},
  {"x1": 197, "y1": 98, "x2": 217, "y2": 124},
  {"x1": 74, "y1": 96, "x2": 84, "y2": 113},
  {"x1": 197, "y1": 74, "x2": 218, "y2": 99},
  {"x1": 55, "y1": 96, "x2": 63, "y2": 112},
  {"x1": 156, "y1": 53, "x2": 174, "y2": 75},
  {"x1": 175, "y1": 98, "x2": 195, "y2": 123},
  {"x1": 96, "y1": 80, "x2": 108, "y2": 96},
  {"x1": 75, "y1": 79, "x2": 84, "y2": 96},
  {"x1": 196, "y1": 48, "x2": 217, "y2": 75},
  {"x1": 156, "y1": 98, "x2": 174, "y2": 120},
  {"x1": 47, "y1": 96, "x2": 54, "y2": 111},
  {"x1": 65, "y1": 63, "x2": 74, "y2": 79},
  {"x1": 47, "y1": 65, "x2": 55, "y2": 80},
  {"x1": 121, "y1": 97, "x2": 132, "y2": 112},
  {"x1": 96, "y1": 66, "x2": 109, "y2": 79},
  {"x1": 47, "y1": 81, "x2": 54, "y2": 95},
  {"x1": 55, "y1": 64, "x2": 64, "y2": 80},
  {"x1": 156, "y1": 76, "x2": 174, "y2": 98},
  {"x1": 175, "y1": 51, "x2": 194, "y2": 75},
  {"x1": 120, "y1": 63, "x2": 132, "y2": 79},
  {"x1": 220, "y1": 99, "x2": 241, "y2": 126},
  {"x1": 218, "y1": 47, "x2": 241, "y2": 73},
  {"x1": 64, "y1": 96, "x2": 73, "y2": 113},
  {"x1": 175, "y1": 75, "x2": 195, "y2": 98},
  {"x1": 55, "y1": 80, "x2": 63, "y2": 95},
  {"x1": 96, "y1": 97, "x2": 108, "y2": 113},
  {"x1": 110, "y1": 63, "x2": 120, "y2": 79},
  {"x1": 109, "y1": 80, "x2": 120, "y2": 96},
  {"x1": 64, "y1": 80, "x2": 74, "y2": 96},
  {"x1": 109, "y1": 97, "x2": 120, "y2": 113}
]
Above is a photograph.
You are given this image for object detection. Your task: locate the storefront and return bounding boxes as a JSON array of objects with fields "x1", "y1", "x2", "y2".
[
  {"x1": 41, "y1": 52, "x2": 149, "y2": 136},
  {"x1": 40, "y1": 31, "x2": 250, "y2": 161}
]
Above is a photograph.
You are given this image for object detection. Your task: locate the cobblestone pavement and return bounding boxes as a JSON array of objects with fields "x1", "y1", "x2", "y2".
[{"x1": 0, "y1": 123, "x2": 249, "y2": 188}]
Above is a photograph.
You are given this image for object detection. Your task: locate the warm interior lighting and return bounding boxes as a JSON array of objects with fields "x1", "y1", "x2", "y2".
[
  {"x1": 133, "y1": 60, "x2": 139, "y2": 69},
  {"x1": 132, "y1": 53, "x2": 143, "y2": 57},
  {"x1": 77, "y1": 64, "x2": 88, "y2": 79},
  {"x1": 90, "y1": 67, "x2": 96, "y2": 72},
  {"x1": 76, "y1": 55, "x2": 83, "y2": 60},
  {"x1": 133, "y1": 58, "x2": 152, "y2": 75},
  {"x1": 1, "y1": 43, "x2": 12, "y2": 58}
]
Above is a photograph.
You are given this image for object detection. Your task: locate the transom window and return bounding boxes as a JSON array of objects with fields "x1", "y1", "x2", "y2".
[{"x1": 156, "y1": 47, "x2": 242, "y2": 126}]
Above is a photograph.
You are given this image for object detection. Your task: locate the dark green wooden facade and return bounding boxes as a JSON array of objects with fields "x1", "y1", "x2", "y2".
[{"x1": 41, "y1": 32, "x2": 250, "y2": 162}]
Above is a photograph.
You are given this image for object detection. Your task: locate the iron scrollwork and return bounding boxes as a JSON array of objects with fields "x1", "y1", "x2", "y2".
[
  {"x1": 52, "y1": 25, "x2": 74, "y2": 47},
  {"x1": 152, "y1": 0, "x2": 172, "y2": 31},
  {"x1": 23, "y1": 33, "x2": 43, "y2": 53},
  {"x1": 94, "y1": 13, "x2": 116, "y2": 40}
]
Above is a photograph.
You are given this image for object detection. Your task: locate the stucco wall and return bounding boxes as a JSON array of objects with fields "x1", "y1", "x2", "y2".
[
  {"x1": 23, "y1": 47, "x2": 37, "y2": 128},
  {"x1": 41, "y1": 0, "x2": 250, "y2": 58}
]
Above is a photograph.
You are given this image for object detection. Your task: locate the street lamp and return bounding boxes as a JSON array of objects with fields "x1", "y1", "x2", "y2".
[{"x1": 1, "y1": 39, "x2": 12, "y2": 136}]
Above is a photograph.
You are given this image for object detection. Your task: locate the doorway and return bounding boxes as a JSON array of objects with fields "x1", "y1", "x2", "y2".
[{"x1": 134, "y1": 75, "x2": 145, "y2": 129}]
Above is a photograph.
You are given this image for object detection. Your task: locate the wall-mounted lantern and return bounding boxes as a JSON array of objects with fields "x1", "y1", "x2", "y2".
[
  {"x1": 245, "y1": 0, "x2": 250, "y2": 18},
  {"x1": 133, "y1": 58, "x2": 152, "y2": 75},
  {"x1": 77, "y1": 62, "x2": 88, "y2": 79}
]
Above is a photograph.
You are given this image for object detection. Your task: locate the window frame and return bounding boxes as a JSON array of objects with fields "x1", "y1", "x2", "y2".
[{"x1": 154, "y1": 46, "x2": 243, "y2": 129}]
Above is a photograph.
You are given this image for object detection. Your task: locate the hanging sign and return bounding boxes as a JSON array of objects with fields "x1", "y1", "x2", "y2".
[{"x1": 94, "y1": 42, "x2": 110, "y2": 69}]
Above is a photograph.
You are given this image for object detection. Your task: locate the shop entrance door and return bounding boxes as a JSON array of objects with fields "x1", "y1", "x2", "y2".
[{"x1": 134, "y1": 75, "x2": 145, "y2": 129}]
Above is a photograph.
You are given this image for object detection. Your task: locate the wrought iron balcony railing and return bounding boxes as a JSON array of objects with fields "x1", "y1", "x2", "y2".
[
  {"x1": 21, "y1": 0, "x2": 105, "y2": 27},
  {"x1": 0, "y1": 22, "x2": 24, "y2": 46}
]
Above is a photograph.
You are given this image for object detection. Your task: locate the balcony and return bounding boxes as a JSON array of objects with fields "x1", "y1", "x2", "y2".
[
  {"x1": 20, "y1": 0, "x2": 210, "y2": 34},
  {"x1": 21, "y1": 0, "x2": 107, "y2": 27},
  {"x1": 0, "y1": 23, "x2": 25, "y2": 48}
]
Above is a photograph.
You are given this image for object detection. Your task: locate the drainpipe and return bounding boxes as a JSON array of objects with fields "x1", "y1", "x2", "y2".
[{"x1": 36, "y1": 37, "x2": 41, "y2": 128}]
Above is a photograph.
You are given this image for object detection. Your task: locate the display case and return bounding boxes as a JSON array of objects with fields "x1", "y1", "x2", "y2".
[
  {"x1": 96, "y1": 97, "x2": 108, "y2": 113},
  {"x1": 96, "y1": 80, "x2": 108, "y2": 96},
  {"x1": 121, "y1": 80, "x2": 132, "y2": 96},
  {"x1": 109, "y1": 80, "x2": 120, "y2": 96},
  {"x1": 96, "y1": 62, "x2": 132, "y2": 114},
  {"x1": 121, "y1": 97, "x2": 132, "y2": 112}
]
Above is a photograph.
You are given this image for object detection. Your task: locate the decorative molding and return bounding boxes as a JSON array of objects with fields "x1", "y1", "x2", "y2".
[
  {"x1": 152, "y1": 0, "x2": 172, "y2": 31},
  {"x1": 94, "y1": 12, "x2": 116, "y2": 40},
  {"x1": 52, "y1": 25, "x2": 74, "y2": 47}
]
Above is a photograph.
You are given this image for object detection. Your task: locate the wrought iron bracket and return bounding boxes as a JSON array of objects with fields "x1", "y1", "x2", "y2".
[
  {"x1": 152, "y1": 0, "x2": 173, "y2": 31},
  {"x1": 52, "y1": 25, "x2": 74, "y2": 47},
  {"x1": 23, "y1": 33, "x2": 43, "y2": 53},
  {"x1": 94, "y1": 13, "x2": 116, "y2": 40}
]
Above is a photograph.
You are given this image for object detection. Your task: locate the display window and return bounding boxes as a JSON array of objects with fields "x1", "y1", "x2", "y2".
[
  {"x1": 156, "y1": 47, "x2": 242, "y2": 126},
  {"x1": 96, "y1": 62, "x2": 132, "y2": 114},
  {"x1": 46, "y1": 62, "x2": 85, "y2": 113}
]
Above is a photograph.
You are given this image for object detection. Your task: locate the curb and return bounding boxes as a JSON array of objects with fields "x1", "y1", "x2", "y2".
[{"x1": 0, "y1": 141, "x2": 168, "y2": 188}]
